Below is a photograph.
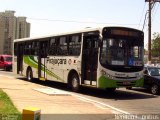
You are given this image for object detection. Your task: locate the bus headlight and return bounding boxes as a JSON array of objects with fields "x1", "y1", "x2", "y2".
[
  {"x1": 100, "y1": 70, "x2": 114, "y2": 79},
  {"x1": 106, "y1": 73, "x2": 114, "y2": 79},
  {"x1": 101, "y1": 70, "x2": 106, "y2": 75}
]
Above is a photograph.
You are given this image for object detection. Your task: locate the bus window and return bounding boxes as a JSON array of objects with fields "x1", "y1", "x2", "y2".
[
  {"x1": 31, "y1": 41, "x2": 36, "y2": 55},
  {"x1": 24, "y1": 42, "x2": 32, "y2": 55},
  {"x1": 69, "y1": 35, "x2": 81, "y2": 56},
  {"x1": 58, "y1": 37, "x2": 67, "y2": 55},
  {"x1": 49, "y1": 38, "x2": 57, "y2": 55},
  {"x1": 61, "y1": 36, "x2": 68, "y2": 55},
  {"x1": 41, "y1": 41, "x2": 48, "y2": 57},
  {"x1": 24, "y1": 43, "x2": 28, "y2": 55},
  {"x1": 34, "y1": 42, "x2": 39, "y2": 55}
]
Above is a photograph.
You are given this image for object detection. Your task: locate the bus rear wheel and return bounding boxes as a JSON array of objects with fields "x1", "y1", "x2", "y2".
[
  {"x1": 26, "y1": 68, "x2": 33, "y2": 81},
  {"x1": 70, "y1": 74, "x2": 80, "y2": 92}
]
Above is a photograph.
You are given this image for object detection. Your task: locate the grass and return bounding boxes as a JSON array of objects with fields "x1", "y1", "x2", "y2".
[{"x1": 0, "y1": 89, "x2": 21, "y2": 119}]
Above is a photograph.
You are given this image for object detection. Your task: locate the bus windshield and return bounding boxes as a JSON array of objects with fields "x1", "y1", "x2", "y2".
[{"x1": 100, "y1": 36, "x2": 144, "y2": 72}]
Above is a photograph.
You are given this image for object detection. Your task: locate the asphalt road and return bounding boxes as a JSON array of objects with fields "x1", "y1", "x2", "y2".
[{"x1": 0, "y1": 69, "x2": 160, "y2": 116}]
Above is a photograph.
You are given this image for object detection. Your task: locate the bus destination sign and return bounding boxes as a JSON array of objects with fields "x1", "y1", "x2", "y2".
[{"x1": 110, "y1": 29, "x2": 139, "y2": 37}]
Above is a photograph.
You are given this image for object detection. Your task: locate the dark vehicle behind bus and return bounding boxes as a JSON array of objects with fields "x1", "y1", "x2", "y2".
[{"x1": 144, "y1": 66, "x2": 160, "y2": 95}]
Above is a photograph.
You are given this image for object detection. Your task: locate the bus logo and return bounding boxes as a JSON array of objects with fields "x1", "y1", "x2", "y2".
[{"x1": 68, "y1": 59, "x2": 72, "y2": 65}]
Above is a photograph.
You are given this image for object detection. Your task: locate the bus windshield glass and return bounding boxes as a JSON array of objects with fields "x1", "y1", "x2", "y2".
[{"x1": 100, "y1": 28, "x2": 144, "y2": 72}]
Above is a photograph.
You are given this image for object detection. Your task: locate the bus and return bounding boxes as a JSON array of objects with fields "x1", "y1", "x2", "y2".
[{"x1": 13, "y1": 26, "x2": 144, "y2": 92}]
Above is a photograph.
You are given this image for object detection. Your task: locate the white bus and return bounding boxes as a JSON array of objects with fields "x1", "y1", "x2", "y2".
[{"x1": 13, "y1": 26, "x2": 144, "y2": 92}]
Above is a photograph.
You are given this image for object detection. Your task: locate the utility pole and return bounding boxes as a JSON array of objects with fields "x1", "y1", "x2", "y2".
[
  {"x1": 145, "y1": 0, "x2": 160, "y2": 62},
  {"x1": 148, "y1": 0, "x2": 152, "y2": 62}
]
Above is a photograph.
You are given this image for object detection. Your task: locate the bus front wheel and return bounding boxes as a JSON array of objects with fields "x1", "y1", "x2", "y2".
[
  {"x1": 70, "y1": 74, "x2": 80, "y2": 92},
  {"x1": 26, "y1": 68, "x2": 33, "y2": 81}
]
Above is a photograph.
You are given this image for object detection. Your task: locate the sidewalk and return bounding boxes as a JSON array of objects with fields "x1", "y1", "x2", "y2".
[{"x1": 0, "y1": 74, "x2": 118, "y2": 120}]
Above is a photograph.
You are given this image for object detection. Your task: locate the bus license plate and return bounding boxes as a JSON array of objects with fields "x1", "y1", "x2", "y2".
[{"x1": 123, "y1": 81, "x2": 131, "y2": 85}]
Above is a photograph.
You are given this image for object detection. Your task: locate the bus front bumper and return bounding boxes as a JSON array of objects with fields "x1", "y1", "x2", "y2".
[{"x1": 98, "y1": 76, "x2": 144, "y2": 89}]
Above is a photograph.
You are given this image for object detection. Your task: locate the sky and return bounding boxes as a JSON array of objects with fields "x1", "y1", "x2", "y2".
[{"x1": 0, "y1": 0, "x2": 160, "y2": 48}]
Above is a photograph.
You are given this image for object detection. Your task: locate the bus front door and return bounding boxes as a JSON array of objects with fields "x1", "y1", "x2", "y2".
[
  {"x1": 38, "y1": 41, "x2": 48, "y2": 80},
  {"x1": 82, "y1": 34, "x2": 98, "y2": 86}
]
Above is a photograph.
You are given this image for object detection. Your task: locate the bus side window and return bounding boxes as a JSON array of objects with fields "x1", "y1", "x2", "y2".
[
  {"x1": 31, "y1": 41, "x2": 35, "y2": 55},
  {"x1": 49, "y1": 38, "x2": 57, "y2": 55},
  {"x1": 24, "y1": 43, "x2": 29, "y2": 55},
  {"x1": 61, "y1": 37, "x2": 68, "y2": 55},
  {"x1": 57, "y1": 37, "x2": 67, "y2": 55},
  {"x1": 41, "y1": 42, "x2": 48, "y2": 57},
  {"x1": 68, "y1": 37, "x2": 73, "y2": 55},
  {"x1": 69, "y1": 35, "x2": 81, "y2": 56},
  {"x1": 34, "y1": 42, "x2": 39, "y2": 55},
  {"x1": 28, "y1": 43, "x2": 32, "y2": 55}
]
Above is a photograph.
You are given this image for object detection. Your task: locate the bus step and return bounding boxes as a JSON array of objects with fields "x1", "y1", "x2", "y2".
[
  {"x1": 39, "y1": 77, "x2": 46, "y2": 81},
  {"x1": 81, "y1": 84, "x2": 96, "y2": 88}
]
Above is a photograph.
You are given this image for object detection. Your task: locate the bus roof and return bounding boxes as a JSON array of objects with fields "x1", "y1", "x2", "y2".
[
  {"x1": 14, "y1": 26, "x2": 142, "y2": 43},
  {"x1": 14, "y1": 27, "x2": 102, "y2": 43}
]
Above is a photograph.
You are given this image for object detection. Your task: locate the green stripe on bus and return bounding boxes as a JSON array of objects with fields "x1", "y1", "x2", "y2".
[
  {"x1": 24, "y1": 56, "x2": 64, "y2": 82},
  {"x1": 24, "y1": 56, "x2": 38, "y2": 68},
  {"x1": 98, "y1": 76, "x2": 144, "y2": 88},
  {"x1": 45, "y1": 69, "x2": 64, "y2": 82},
  {"x1": 98, "y1": 76, "x2": 117, "y2": 88}
]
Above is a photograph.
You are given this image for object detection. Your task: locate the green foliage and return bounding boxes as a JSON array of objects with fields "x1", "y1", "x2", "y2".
[
  {"x1": 0, "y1": 89, "x2": 21, "y2": 120},
  {"x1": 151, "y1": 32, "x2": 160, "y2": 57}
]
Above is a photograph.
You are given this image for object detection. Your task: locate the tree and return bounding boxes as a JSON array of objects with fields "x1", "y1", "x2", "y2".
[{"x1": 151, "y1": 32, "x2": 160, "y2": 57}]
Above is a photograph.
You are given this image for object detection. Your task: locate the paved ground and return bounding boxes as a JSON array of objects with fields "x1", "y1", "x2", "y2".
[{"x1": 0, "y1": 75, "x2": 118, "y2": 120}]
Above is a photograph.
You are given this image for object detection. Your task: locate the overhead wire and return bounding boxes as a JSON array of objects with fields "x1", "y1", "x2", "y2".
[
  {"x1": 152, "y1": 2, "x2": 160, "y2": 22},
  {"x1": 138, "y1": 3, "x2": 147, "y2": 29},
  {"x1": 141, "y1": 1, "x2": 157, "y2": 31},
  {"x1": 142, "y1": 11, "x2": 148, "y2": 31}
]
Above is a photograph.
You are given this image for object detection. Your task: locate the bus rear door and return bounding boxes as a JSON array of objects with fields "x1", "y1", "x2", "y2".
[{"x1": 38, "y1": 41, "x2": 48, "y2": 80}]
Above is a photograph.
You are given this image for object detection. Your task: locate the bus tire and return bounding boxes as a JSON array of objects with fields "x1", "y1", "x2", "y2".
[
  {"x1": 26, "y1": 68, "x2": 33, "y2": 81},
  {"x1": 70, "y1": 73, "x2": 80, "y2": 92}
]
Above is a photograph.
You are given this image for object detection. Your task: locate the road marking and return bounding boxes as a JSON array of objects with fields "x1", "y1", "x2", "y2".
[
  {"x1": 71, "y1": 93, "x2": 130, "y2": 114},
  {"x1": 72, "y1": 93, "x2": 144, "y2": 120}
]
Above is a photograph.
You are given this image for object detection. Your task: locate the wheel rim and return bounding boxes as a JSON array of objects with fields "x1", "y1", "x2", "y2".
[
  {"x1": 151, "y1": 85, "x2": 158, "y2": 94},
  {"x1": 27, "y1": 70, "x2": 32, "y2": 80},
  {"x1": 71, "y1": 74, "x2": 80, "y2": 92},
  {"x1": 72, "y1": 77, "x2": 78, "y2": 88}
]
